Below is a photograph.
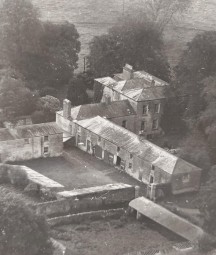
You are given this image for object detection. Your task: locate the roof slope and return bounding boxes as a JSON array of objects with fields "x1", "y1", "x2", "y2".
[
  {"x1": 76, "y1": 116, "x2": 201, "y2": 175},
  {"x1": 0, "y1": 122, "x2": 62, "y2": 141},
  {"x1": 129, "y1": 197, "x2": 205, "y2": 242},
  {"x1": 58, "y1": 100, "x2": 136, "y2": 121}
]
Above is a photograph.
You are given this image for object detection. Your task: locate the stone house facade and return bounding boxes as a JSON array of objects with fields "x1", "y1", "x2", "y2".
[
  {"x1": 0, "y1": 122, "x2": 63, "y2": 162},
  {"x1": 56, "y1": 99, "x2": 137, "y2": 137},
  {"x1": 73, "y1": 116, "x2": 201, "y2": 196},
  {"x1": 94, "y1": 64, "x2": 170, "y2": 138}
]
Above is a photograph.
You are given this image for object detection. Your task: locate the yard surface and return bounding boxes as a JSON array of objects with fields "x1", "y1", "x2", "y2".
[
  {"x1": 18, "y1": 147, "x2": 147, "y2": 194},
  {"x1": 51, "y1": 216, "x2": 181, "y2": 255}
]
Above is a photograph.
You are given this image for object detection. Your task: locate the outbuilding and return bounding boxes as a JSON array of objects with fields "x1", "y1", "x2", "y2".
[
  {"x1": 0, "y1": 122, "x2": 63, "y2": 162},
  {"x1": 74, "y1": 116, "x2": 201, "y2": 196}
]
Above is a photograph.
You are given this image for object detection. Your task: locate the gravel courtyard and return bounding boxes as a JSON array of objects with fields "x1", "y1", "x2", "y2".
[{"x1": 17, "y1": 147, "x2": 147, "y2": 194}]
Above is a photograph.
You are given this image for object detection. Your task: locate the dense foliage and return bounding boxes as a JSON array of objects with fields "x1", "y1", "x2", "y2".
[
  {"x1": 0, "y1": 0, "x2": 80, "y2": 90},
  {"x1": 88, "y1": 17, "x2": 170, "y2": 81},
  {"x1": 0, "y1": 186, "x2": 53, "y2": 255}
]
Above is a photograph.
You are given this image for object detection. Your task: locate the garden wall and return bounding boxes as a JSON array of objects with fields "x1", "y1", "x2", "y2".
[{"x1": 36, "y1": 183, "x2": 139, "y2": 217}]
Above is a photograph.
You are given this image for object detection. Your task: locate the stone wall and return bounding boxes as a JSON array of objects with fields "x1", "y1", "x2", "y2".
[
  {"x1": 48, "y1": 208, "x2": 126, "y2": 227},
  {"x1": 0, "y1": 133, "x2": 63, "y2": 162},
  {"x1": 36, "y1": 183, "x2": 139, "y2": 217}
]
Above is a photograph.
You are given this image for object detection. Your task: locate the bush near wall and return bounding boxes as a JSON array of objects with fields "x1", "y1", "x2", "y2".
[{"x1": 0, "y1": 164, "x2": 28, "y2": 188}]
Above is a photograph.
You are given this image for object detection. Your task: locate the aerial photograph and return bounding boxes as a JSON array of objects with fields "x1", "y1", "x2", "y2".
[{"x1": 1, "y1": 0, "x2": 216, "y2": 254}]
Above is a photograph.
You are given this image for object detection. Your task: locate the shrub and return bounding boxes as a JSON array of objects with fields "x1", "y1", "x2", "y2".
[{"x1": 7, "y1": 166, "x2": 29, "y2": 188}]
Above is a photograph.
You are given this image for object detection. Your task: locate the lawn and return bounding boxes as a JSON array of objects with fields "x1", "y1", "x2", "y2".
[{"x1": 17, "y1": 147, "x2": 147, "y2": 194}]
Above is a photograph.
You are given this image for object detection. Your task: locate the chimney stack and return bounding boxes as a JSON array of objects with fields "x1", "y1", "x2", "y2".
[
  {"x1": 123, "y1": 64, "x2": 134, "y2": 80},
  {"x1": 104, "y1": 95, "x2": 111, "y2": 105},
  {"x1": 63, "y1": 99, "x2": 71, "y2": 119}
]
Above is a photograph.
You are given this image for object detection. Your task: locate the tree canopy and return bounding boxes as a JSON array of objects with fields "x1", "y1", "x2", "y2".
[
  {"x1": 67, "y1": 74, "x2": 89, "y2": 106},
  {"x1": 88, "y1": 18, "x2": 170, "y2": 81},
  {"x1": 0, "y1": 75, "x2": 38, "y2": 121},
  {"x1": 0, "y1": 186, "x2": 53, "y2": 255},
  {"x1": 0, "y1": 0, "x2": 80, "y2": 90}
]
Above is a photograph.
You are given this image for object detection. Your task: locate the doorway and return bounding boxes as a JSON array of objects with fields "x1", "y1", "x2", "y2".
[{"x1": 116, "y1": 156, "x2": 121, "y2": 166}]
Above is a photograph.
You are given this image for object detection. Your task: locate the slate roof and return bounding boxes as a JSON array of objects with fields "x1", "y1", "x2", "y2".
[
  {"x1": 0, "y1": 122, "x2": 62, "y2": 141},
  {"x1": 95, "y1": 72, "x2": 170, "y2": 102},
  {"x1": 129, "y1": 197, "x2": 205, "y2": 242},
  {"x1": 76, "y1": 116, "x2": 201, "y2": 175},
  {"x1": 58, "y1": 100, "x2": 136, "y2": 120}
]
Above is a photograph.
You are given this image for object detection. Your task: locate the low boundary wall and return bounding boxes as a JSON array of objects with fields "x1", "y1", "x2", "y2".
[
  {"x1": 36, "y1": 183, "x2": 139, "y2": 217},
  {"x1": 48, "y1": 208, "x2": 126, "y2": 227}
]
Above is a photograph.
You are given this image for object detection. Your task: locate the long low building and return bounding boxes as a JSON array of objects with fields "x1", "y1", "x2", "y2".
[
  {"x1": 73, "y1": 116, "x2": 201, "y2": 196},
  {"x1": 0, "y1": 122, "x2": 63, "y2": 162}
]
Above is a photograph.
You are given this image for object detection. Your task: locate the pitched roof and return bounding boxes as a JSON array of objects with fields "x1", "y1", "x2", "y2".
[
  {"x1": 95, "y1": 72, "x2": 170, "y2": 102},
  {"x1": 76, "y1": 116, "x2": 201, "y2": 175},
  {"x1": 58, "y1": 100, "x2": 136, "y2": 121},
  {"x1": 0, "y1": 122, "x2": 62, "y2": 141}
]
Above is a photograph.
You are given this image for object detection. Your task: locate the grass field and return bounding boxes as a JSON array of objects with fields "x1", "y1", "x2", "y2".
[{"x1": 32, "y1": 0, "x2": 216, "y2": 70}]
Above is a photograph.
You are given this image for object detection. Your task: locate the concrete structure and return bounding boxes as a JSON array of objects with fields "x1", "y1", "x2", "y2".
[
  {"x1": 94, "y1": 64, "x2": 171, "y2": 138},
  {"x1": 129, "y1": 197, "x2": 205, "y2": 242},
  {"x1": 0, "y1": 122, "x2": 63, "y2": 162},
  {"x1": 73, "y1": 116, "x2": 201, "y2": 196},
  {"x1": 56, "y1": 99, "x2": 136, "y2": 136}
]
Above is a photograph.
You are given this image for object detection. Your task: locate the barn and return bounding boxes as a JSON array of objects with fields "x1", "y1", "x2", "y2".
[{"x1": 74, "y1": 116, "x2": 201, "y2": 196}]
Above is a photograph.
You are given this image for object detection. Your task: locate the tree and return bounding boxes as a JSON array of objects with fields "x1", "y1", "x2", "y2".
[
  {"x1": 31, "y1": 95, "x2": 60, "y2": 123},
  {"x1": 0, "y1": 75, "x2": 38, "y2": 121},
  {"x1": 127, "y1": 0, "x2": 192, "y2": 32},
  {"x1": 178, "y1": 132, "x2": 211, "y2": 173},
  {"x1": 67, "y1": 75, "x2": 89, "y2": 106},
  {"x1": 0, "y1": 0, "x2": 80, "y2": 89},
  {"x1": 88, "y1": 18, "x2": 170, "y2": 81},
  {"x1": 0, "y1": 0, "x2": 43, "y2": 68},
  {"x1": 175, "y1": 31, "x2": 216, "y2": 118},
  {"x1": 0, "y1": 186, "x2": 53, "y2": 255},
  {"x1": 25, "y1": 21, "x2": 80, "y2": 88}
]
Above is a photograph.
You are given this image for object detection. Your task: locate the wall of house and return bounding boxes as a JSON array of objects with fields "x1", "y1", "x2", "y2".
[
  {"x1": 171, "y1": 171, "x2": 201, "y2": 195},
  {"x1": 56, "y1": 112, "x2": 73, "y2": 135},
  {"x1": 135, "y1": 100, "x2": 165, "y2": 137},
  {"x1": 110, "y1": 115, "x2": 136, "y2": 133},
  {"x1": 0, "y1": 134, "x2": 63, "y2": 162},
  {"x1": 74, "y1": 123, "x2": 160, "y2": 186}
]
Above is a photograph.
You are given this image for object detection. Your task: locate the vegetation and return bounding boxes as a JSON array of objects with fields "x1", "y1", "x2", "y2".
[
  {"x1": 0, "y1": 186, "x2": 53, "y2": 255},
  {"x1": 0, "y1": 0, "x2": 80, "y2": 90},
  {"x1": 88, "y1": 17, "x2": 170, "y2": 81},
  {"x1": 67, "y1": 74, "x2": 89, "y2": 106}
]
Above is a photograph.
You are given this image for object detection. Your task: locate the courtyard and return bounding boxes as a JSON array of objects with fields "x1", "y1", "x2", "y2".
[{"x1": 17, "y1": 147, "x2": 147, "y2": 194}]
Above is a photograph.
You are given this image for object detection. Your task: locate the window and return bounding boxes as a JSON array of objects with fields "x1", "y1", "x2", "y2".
[
  {"x1": 151, "y1": 165, "x2": 155, "y2": 171},
  {"x1": 140, "y1": 121, "x2": 146, "y2": 131},
  {"x1": 129, "y1": 163, "x2": 132, "y2": 169},
  {"x1": 44, "y1": 136, "x2": 48, "y2": 142},
  {"x1": 130, "y1": 154, "x2": 133, "y2": 159},
  {"x1": 24, "y1": 138, "x2": 29, "y2": 144},
  {"x1": 44, "y1": 147, "x2": 49, "y2": 154},
  {"x1": 154, "y1": 103, "x2": 160, "y2": 113},
  {"x1": 182, "y1": 174, "x2": 190, "y2": 183},
  {"x1": 143, "y1": 105, "x2": 148, "y2": 115},
  {"x1": 117, "y1": 147, "x2": 120, "y2": 152},
  {"x1": 98, "y1": 136, "x2": 101, "y2": 142},
  {"x1": 120, "y1": 160, "x2": 125, "y2": 170},
  {"x1": 122, "y1": 120, "x2": 127, "y2": 128},
  {"x1": 152, "y1": 119, "x2": 159, "y2": 130}
]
